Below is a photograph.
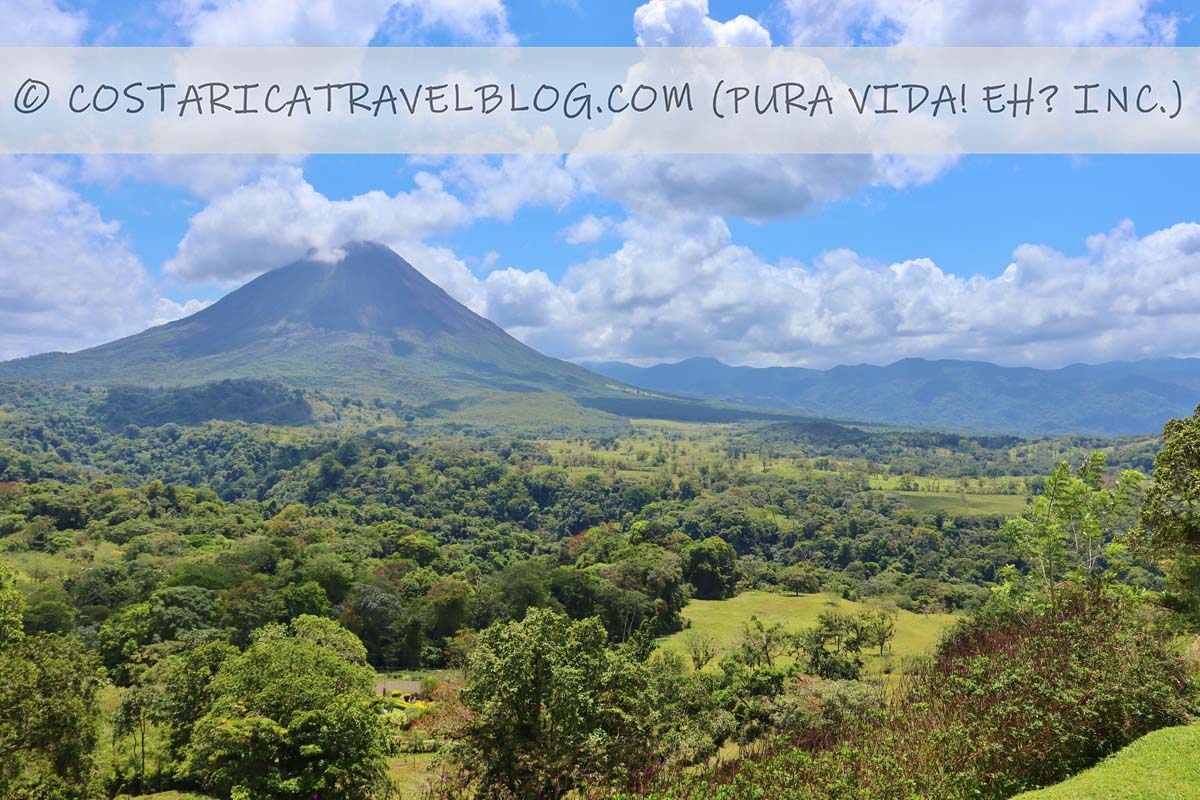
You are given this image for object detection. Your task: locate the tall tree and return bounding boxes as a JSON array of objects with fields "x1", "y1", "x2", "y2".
[
  {"x1": 0, "y1": 634, "x2": 102, "y2": 799},
  {"x1": 453, "y1": 608, "x2": 656, "y2": 798},
  {"x1": 1004, "y1": 453, "x2": 1143, "y2": 600},
  {"x1": 1137, "y1": 404, "x2": 1200, "y2": 617},
  {"x1": 0, "y1": 557, "x2": 23, "y2": 646},
  {"x1": 183, "y1": 617, "x2": 395, "y2": 800}
]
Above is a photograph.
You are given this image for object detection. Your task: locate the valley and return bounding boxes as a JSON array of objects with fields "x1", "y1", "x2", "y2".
[{"x1": 0, "y1": 244, "x2": 1196, "y2": 800}]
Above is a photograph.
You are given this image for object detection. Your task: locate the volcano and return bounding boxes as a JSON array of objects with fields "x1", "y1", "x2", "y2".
[{"x1": 0, "y1": 243, "x2": 622, "y2": 406}]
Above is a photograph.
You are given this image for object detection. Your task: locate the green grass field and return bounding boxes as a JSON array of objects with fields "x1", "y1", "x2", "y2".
[
  {"x1": 896, "y1": 490, "x2": 1030, "y2": 516},
  {"x1": 1013, "y1": 723, "x2": 1200, "y2": 800},
  {"x1": 660, "y1": 590, "x2": 957, "y2": 677},
  {"x1": 390, "y1": 752, "x2": 439, "y2": 799}
]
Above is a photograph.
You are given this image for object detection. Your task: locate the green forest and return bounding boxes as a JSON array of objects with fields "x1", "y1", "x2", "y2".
[{"x1": 0, "y1": 380, "x2": 1197, "y2": 800}]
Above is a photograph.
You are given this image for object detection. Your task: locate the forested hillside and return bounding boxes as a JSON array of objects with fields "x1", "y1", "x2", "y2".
[{"x1": 1, "y1": 388, "x2": 1196, "y2": 799}]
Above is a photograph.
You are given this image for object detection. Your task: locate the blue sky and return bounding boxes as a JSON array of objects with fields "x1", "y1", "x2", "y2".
[{"x1": 3, "y1": 0, "x2": 1200, "y2": 369}]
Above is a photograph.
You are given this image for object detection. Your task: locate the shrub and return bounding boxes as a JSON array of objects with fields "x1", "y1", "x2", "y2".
[{"x1": 607, "y1": 586, "x2": 1196, "y2": 800}]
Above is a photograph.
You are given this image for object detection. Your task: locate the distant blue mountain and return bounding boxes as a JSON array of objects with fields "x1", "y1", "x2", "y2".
[{"x1": 582, "y1": 356, "x2": 1200, "y2": 435}]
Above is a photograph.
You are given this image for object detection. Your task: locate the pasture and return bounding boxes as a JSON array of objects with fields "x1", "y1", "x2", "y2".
[
  {"x1": 896, "y1": 490, "x2": 1030, "y2": 516},
  {"x1": 1013, "y1": 722, "x2": 1200, "y2": 800},
  {"x1": 660, "y1": 590, "x2": 958, "y2": 677}
]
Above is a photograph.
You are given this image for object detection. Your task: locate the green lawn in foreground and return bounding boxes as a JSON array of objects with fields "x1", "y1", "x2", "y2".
[
  {"x1": 390, "y1": 752, "x2": 439, "y2": 799},
  {"x1": 897, "y1": 490, "x2": 1030, "y2": 517},
  {"x1": 660, "y1": 590, "x2": 957, "y2": 676},
  {"x1": 1013, "y1": 722, "x2": 1200, "y2": 800}
]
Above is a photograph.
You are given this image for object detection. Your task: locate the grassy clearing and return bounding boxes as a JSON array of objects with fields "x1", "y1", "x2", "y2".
[
  {"x1": 896, "y1": 490, "x2": 1029, "y2": 517},
  {"x1": 1012, "y1": 722, "x2": 1200, "y2": 800},
  {"x1": 660, "y1": 590, "x2": 957, "y2": 677},
  {"x1": 390, "y1": 752, "x2": 439, "y2": 799}
]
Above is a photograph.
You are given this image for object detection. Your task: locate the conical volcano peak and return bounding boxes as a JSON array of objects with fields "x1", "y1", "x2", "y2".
[
  {"x1": 0, "y1": 242, "x2": 615, "y2": 403},
  {"x1": 179, "y1": 242, "x2": 497, "y2": 342}
]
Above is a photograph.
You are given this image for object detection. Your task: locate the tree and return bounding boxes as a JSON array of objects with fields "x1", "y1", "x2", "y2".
[
  {"x1": 183, "y1": 617, "x2": 394, "y2": 800},
  {"x1": 681, "y1": 629, "x2": 719, "y2": 671},
  {"x1": 1139, "y1": 405, "x2": 1200, "y2": 553},
  {"x1": 856, "y1": 609, "x2": 896, "y2": 656},
  {"x1": 425, "y1": 578, "x2": 473, "y2": 639},
  {"x1": 794, "y1": 612, "x2": 866, "y2": 680},
  {"x1": 780, "y1": 564, "x2": 822, "y2": 595},
  {"x1": 0, "y1": 634, "x2": 102, "y2": 799},
  {"x1": 1137, "y1": 405, "x2": 1200, "y2": 617},
  {"x1": 684, "y1": 536, "x2": 740, "y2": 600},
  {"x1": 1004, "y1": 453, "x2": 1143, "y2": 601},
  {"x1": 148, "y1": 584, "x2": 216, "y2": 641},
  {"x1": 148, "y1": 640, "x2": 238, "y2": 759},
  {"x1": 453, "y1": 608, "x2": 656, "y2": 798},
  {"x1": 734, "y1": 615, "x2": 790, "y2": 668},
  {"x1": 0, "y1": 557, "x2": 24, "y2": 646}
]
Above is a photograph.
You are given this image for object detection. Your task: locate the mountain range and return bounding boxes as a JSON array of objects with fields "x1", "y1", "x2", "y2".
[
  {"x1": 584, "y1": 356, "x2": 1200, "y2": 435},
  {"x1": 0, "y1": 241, "x2": 1195, "y2": 435}
]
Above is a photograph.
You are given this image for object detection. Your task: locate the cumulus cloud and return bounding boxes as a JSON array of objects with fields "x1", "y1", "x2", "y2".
[
  {"x1": 0, "y1": 159, "x2": 155, "y2": 359},
  {"x1": 783, "y1": 0, "x2": 1177, "y2": 45},
  {"x1": 440, "y1": 156, "x2": 575, "y2": 221},
  {"x1": 447, "y1": 216, "x2": 1200, "y2": 369},
  {"x1": 569, "y1": 154, "x2": 952, "y2": 222},
  {"x1": 382, "y1": 0, "x2": 515, "y2": 45},
  {"x1": 561, "y1": 214, "x2": 612, "y2": 245},
  {"x1": 617, "y1": 2, "x2": 951, "y2": 225},
  {"x1": 78, "y1": 155, "x2": 303, "y2": 199},
  {"x1": 164, "y1": 166, "x2": 473, "y2": 283},
  {"x1": 634, "y1": 0, "x2": 771, "y2": 46},
  {"x1": 172, "y1": 0, "x2": 514, "y2": 45},
  {"x1": 162, "y1": 156, "x2": 583, "y2": 287},
  {"x1": 0, "y1": 0, "x2": 86, "y2": 45},
  {"x1": 151, "y1": 297, "x2": 212, "y2": 326}
]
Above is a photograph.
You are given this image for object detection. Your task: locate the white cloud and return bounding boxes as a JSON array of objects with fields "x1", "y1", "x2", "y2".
[
  {"x1": 172, "y1": 0, "x2": 514, "y2": 45},
  {"x1": 162, "y1": 156, "x2": 581, "y2": 287},
  {"x1": 441, "y1": 156, "x2": 575, "y2": 221},
  {"x1": 427, "y1": 215, "x2": 1200, "y2": 370},
  {"x1": 164, "y1": 166, "x2": 473, "y2": 283},
  {"x1": 561, "y1": 214, "x2": 611, "y2": 245},
  {"x1": 383, "y1": 0, "x2": 515, "y2": 45},
  {"x1": 151, "y1": 297, "x2": 212, "y2": 327},
  {"x1": 618, "y1": 3, "x2": 949, "y2": 224},
  {"x1": 78, "y1": 155, "x2": 303, "y2": 200},
  {"x1": 634, "y1": 0, "x2": 771, "y2": 46},
  {"x1": 0, "y1": 158, "x2": 153, "y2": 359},
  {"x1": 0, "y1": 0, "x2": 86, "y2": 45},
  {"x1": 783, "y1": 0, "x2": 1177, "y2": 45},
  {"x1": 568, "y1": 154, "x2": 953, "y2": 222}
]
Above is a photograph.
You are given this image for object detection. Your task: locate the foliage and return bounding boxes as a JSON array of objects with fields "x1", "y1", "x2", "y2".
[
  {"x1": 1137, "y1": 404, "x2": 1200, "y2": 621},
  {"x1": 182, "y1": 617, "x2": 396, "y2": 800},
  {"x1": 610, "y1": 587, "x2": 1197, "y2": 800},
  {"x1": 445, "y1": 608, "x2": 659, "y2": 799},
  {"x1": 0, "y1": 407, "x2": 1185, "y2": 800},
  {"x1": 1004, "y1": 454, "x2": 1144, "y2": 598},
  {"x1": 1140, "y1": 405, "x2": 1200, "y2": 552},
  {"x1": 0, "y1": 556, "x2": 23, "y2": 646},
  {"x1": 0, "y1": 633, "x2": 103, "y2": 799},
  {"x1": 96, "y1": 380, "x2": 313, "y2": 429}
]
